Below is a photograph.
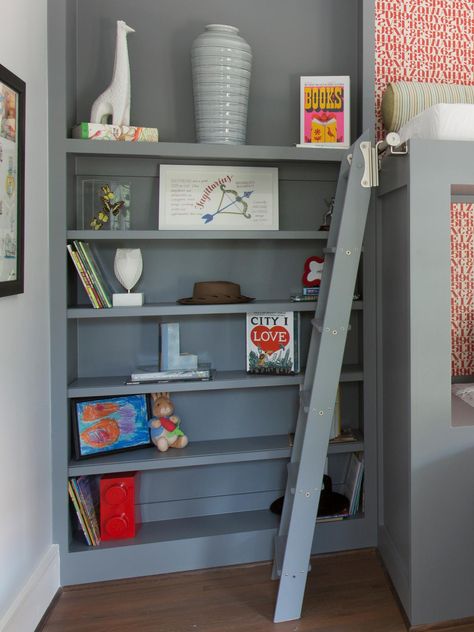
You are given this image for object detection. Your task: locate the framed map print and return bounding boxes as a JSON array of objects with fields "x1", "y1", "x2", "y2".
[{"x1": 0, "y1": 64, "x2": 25, "y2": 297}]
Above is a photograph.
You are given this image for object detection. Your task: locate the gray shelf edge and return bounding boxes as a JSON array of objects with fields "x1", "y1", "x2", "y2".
[
  {"x1": 68, "y1": 435, "x2": 364, "y2": 477},
  {"x1": 67, "y1": 366, "x2": 363, "y2": 397},
  {"x1": 64, "y1": 138, "x2": 346, "y2": 163},
  {"x1": 67, "y1": 230, "x2": 330, "y2": 241},
  {"x1": 67, "y1": 300, "x2": 364, "y2": 318},
  {"x1": 68, "y1": 372, "x2": 304, "y2": 396},
  {"x1": 67, "y1": 511, "x2": 367, "y2": 558},
  {"x1": 69, "y1": 436, "x2": 292, "y2": 476}
]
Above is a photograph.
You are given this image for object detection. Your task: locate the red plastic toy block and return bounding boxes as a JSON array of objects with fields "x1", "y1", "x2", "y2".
[{"x1": 100, "y1": 472, "x2": 138, "y2": 541}]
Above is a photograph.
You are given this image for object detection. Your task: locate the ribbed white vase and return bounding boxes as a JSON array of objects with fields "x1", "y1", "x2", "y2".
[{"x1": 191, "y1": 24, "x2": 252, "y2": 145}]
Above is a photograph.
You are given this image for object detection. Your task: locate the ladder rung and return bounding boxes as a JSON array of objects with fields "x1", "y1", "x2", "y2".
[
  {"x1": 301, "y1": 389, "x2": 311, "y2": 412},
  {"x1": 287, "y1": 461, "x2": 299, "y2": 494},
  {"x1": 323, "y1": 246, "x2": 363, "y2": 255},
  {"x1": 274, "y1": 535, "x2": 311, "y2": 578},
  {"x1": 311, "y1": 319, "x2": 352, "y2": 334},
  {"x1": 274, "y1": 535, "x2": 286, "y2": 577}
]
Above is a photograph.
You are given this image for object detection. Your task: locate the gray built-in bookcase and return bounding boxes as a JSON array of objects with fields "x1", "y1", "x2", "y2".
[{"x1": 49, "y1": 0, "x2": 377, "y2": 585}]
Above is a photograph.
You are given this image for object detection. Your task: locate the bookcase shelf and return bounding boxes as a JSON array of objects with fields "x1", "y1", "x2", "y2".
[
  {"x1": 67, "y1": 366, "x2": 364, "y2": 397},
  {"x1": 67, "y1": 230, "x2": 331, "y2": 241},
  {"x1": 67, "y1": 300, "x2": 364, "y2": 319},
  {"x1": 68, "y1": 434, "x2": 365, "y2": 477},
  {"x1": 64, "y1": 139, "x2": 347, "y2": 163}
]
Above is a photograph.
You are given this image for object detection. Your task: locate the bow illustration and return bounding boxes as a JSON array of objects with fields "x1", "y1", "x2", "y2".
[{"x1": 201, "y1": 184, "x2": 254, "y2": 224}]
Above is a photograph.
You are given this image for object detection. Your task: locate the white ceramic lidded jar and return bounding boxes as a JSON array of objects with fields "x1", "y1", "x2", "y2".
[{"x1": 191, "y1": 24, "x2": 252, "y2": 144}]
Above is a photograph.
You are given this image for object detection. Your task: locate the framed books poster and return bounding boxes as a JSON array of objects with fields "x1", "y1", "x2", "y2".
[
  {"x1": 158, "y1": 164, "x2": 279, "y2": 230},
  {"x1": 0, "y1": 64, "x2": 25, "y2": 297},
  {"x1": 298, "y1": 76, "x2": 350, "y2": 148}
]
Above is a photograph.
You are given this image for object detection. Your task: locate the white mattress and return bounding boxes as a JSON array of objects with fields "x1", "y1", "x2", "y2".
[
  {"x1": 451, "y1": 383, "x2": 474, "y2": 427},
  {"x1": 452, "y1": 383, "x2": 474, "y2": 408},
  {"x1": 397, "y1": 103, "x2": 474, "y2": 144}
]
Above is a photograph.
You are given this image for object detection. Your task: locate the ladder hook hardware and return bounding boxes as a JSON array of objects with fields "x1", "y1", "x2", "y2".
[{"x1": 360, "y1": 140, "x2": 379, "y2": 188}]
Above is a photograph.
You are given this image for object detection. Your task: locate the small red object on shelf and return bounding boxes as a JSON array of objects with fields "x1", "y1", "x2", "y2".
[
  {"x1": 99, "y1": 472, "x2": 138, "y2": 541},
  {"x1": 301, "y1": 255, "x2": 324, "y2": 287}
]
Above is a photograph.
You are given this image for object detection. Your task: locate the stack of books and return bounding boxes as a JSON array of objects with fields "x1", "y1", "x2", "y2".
[
  {"x1": 68, "y1": 476, "x2": 100, "y2": 546},
  {"x1": 341, "y1": 453, "x2": 364, "y2": 516},
  {"x1": 127, "y1": 364, "x2": 213, "y2": 385},
  {"x1": 290, "y1": 286, "x2": 320, "y2": 302},
  {"x1": 67, "y1": 240, "x2": 113, "y2": 308},
  {"x1": 72, "y1": 122, "x2": 159, "y2": 142}
]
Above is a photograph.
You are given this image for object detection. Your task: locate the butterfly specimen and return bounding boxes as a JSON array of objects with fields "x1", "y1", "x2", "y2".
[{"x1": 90, "y1": 184, "x2": 125, "y2": 230}]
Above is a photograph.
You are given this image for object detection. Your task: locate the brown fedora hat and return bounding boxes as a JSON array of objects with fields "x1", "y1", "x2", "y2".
[{"x1": 178, "y1": 281, "x2": 254, "y2": 305}]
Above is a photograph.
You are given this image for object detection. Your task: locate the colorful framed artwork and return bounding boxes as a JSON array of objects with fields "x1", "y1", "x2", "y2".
[
  {"x1": 72, "y1": 394, "x2": 151, "y2": 459},
  {"x1": 298, "y1": 75, "x2": 350, "y2": 148},
  {"x1": 0, "y1": 64, "x2": 25, "y2": 297},
  {"x1": 158, "y1": 164, "x2": 279, "y2": 230}
]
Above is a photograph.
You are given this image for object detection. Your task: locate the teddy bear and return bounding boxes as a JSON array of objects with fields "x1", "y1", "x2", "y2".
[{"x1": 148, "y1": 392, "x2": 189, "y2": 452}]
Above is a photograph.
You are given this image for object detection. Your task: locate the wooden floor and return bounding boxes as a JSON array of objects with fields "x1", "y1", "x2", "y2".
[{"x1": 40, "y1": 549, "x2": 474, "y2": 632}]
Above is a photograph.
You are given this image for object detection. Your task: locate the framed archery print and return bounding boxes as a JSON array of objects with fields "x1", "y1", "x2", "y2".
[
  {"x1": 158, "y1": 165, "x2": 279, "y2": 230},
  {"x1": 0, "y1": 64, "x2": 25, "y2": 297}
]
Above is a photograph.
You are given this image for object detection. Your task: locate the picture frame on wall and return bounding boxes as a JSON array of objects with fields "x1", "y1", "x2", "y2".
[
  {"x1": 72, "y1": 394, "x2": 151, "y2": 459},
  {"x1": 298, "y1": 75, "x2": 350, "y2": 148},
  {"x1": 158, "y1": 164, "x2": 279, "y2": 230},
  {"x1": 0, "y1": 64, "x2": 25, "y2": 298}
]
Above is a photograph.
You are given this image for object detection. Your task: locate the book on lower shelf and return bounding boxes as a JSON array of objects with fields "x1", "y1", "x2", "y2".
[
  {"x1": 340, "y1": 453, "x2": 364, "y2": 516},
  {"x1": 246, "y1": 312, "x2": 300, "y2": 374},
  {"x1": 128, "y1": 364, "x2": 213, "y2": 384},
  {"x1": 68, "y1": 476, "x2": 100, "y2": 546},
  {"x1": 72, "y1": 122, "x2": 159, "y2": 142}
]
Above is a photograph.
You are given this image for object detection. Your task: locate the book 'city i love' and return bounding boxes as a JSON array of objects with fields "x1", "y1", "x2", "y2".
[{"x1": 246, "y1": 312, "x2": 300, "y2": 374}]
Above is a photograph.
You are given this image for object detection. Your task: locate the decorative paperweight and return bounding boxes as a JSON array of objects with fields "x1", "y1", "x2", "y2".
[{"x1": 112, "y1": 248, "x2": 144, "y2": 307}]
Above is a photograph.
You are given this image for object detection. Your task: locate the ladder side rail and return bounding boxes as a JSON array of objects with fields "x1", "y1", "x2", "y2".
[
  {"x1": 273, "y1": 317, "x2": 351, "y2": 621},
  {"x1": 325, "y1": 151, "x2": 351, "y2": 250},
  {"x1": 274, "y1": 227, "x2": 368, "y2": 620},
  {"x1": 275, "y1": 156, "x2": 352, "y2": 542},
  {"x1": 313, "y1": 155, "x2": 351, "y2": 321}
]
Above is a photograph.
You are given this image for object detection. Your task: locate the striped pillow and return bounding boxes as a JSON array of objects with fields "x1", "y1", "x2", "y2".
[{"x1": 382, "y1": 81, "x2": 474, "y2": 132}]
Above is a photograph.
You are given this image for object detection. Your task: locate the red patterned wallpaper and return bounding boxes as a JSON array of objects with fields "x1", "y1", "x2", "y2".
[
  {"x1": 375, "y1": 0, "x2": 474, "y2": 138},
  {"x1": 451, "y1": 203, "x2": 474, "y2": 376},
  {"x1": 375, "y1": 1, "x2": 474, "y2": 376}
]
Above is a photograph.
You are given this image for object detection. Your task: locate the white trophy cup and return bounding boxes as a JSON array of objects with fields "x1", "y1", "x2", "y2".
[{"x1": 112, "y1": 248, "x2": 144, "y2": 306}]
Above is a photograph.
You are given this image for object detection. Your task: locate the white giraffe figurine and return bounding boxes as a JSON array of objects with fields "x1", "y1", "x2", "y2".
[{"x1": 90, "y1": 20, "x2": 135, "y2": 126}]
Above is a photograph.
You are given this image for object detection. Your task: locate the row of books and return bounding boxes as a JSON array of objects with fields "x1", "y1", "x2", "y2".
[
  {"x1": 68, "y1": 476, "x2": 100, "y2": 546},
  {"x1": 291, "y1": 286, "x2": 320, "y2": 303},
  {"x1": 316, "y1": 454, "x2": 364, "y2": 523},
  {"x1": 67, "y1": 240, "x2": 113, "y2": 308}
]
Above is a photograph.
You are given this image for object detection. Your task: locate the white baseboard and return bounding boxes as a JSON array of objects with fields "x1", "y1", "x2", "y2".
[{"x1": 0, "y1": 544, "x2": 60, "y2": 632}]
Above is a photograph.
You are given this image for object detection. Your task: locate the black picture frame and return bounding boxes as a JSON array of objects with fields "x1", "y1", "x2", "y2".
[
  {"x1": 0, "y1": 64, "x2": 25, "y2": 298},
  {"x1": 71, "y1": 394, "x2": 152, "y2": 460}
]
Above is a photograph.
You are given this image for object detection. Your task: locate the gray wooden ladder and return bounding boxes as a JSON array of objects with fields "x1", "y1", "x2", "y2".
[{"x1": 272, "y1": 130, "x2": 375, "y2": 623}]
